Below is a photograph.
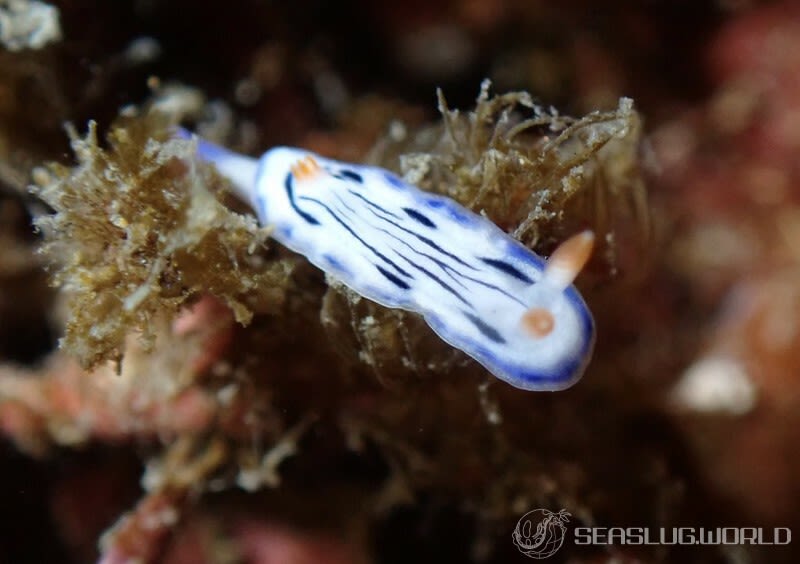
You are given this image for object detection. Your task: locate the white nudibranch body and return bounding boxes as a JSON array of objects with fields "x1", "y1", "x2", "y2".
[{"x1": 179, "y1": 129, "x2": 595, "y2": 391}]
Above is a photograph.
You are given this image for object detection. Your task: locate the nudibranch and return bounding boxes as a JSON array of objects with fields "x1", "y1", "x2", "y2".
[{"x1": 177, "y1": 129, "x2": 595, "y2": 391}]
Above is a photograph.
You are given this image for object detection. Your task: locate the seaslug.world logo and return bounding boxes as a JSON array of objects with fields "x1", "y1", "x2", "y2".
[
  {"x1": 513, "y1": 507, "x2": 792, "y2": 559},
  {"x1": 512, "y1": 508, "x2": 571, "y2": 559}
]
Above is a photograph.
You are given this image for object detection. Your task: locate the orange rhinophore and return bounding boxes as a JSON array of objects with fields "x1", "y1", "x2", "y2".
[
  {"x1": 521, "y1": 307, "x2": 555, "y2": 338},
  {"x1": 543, "y1": 230, "x2": 595, "y2": 290}
]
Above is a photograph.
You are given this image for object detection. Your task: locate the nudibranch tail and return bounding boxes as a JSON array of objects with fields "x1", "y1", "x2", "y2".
[
  {"x1": 542, "y1": 230, "x2": 595, "y2": 290},
  {"x1": 175, "y1": 127, "x2": 259, "y2": 206},
  {"x1": 181, "y1": 130, "x2": 596, "y2": 392}
]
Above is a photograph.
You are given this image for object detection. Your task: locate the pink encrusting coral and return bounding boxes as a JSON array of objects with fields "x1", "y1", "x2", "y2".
[{"x1": 0, "y1": 289, "x2": 257, "y2": 455}]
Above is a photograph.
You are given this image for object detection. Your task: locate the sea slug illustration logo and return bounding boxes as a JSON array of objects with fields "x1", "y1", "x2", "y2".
[{"x1": 512, "y1": 508, "x2": 571, "y2": 559}]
